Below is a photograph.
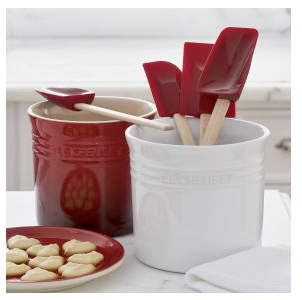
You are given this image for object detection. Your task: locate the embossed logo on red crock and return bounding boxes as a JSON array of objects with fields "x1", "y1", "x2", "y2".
[
  {"x1": 60, "y1": 168, "x2": 100, "y2": 220},
  {"x1": 57, "y1": 144, "x2": 129, "y2": 160},
  {"x1": 63, "y1": 124, "x2": 99, "y2": 138}
]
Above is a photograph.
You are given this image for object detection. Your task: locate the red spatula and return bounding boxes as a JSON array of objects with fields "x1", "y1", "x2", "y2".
[
  {"x1": 179, "y1": 42, "x2": 236, "y2": 144},
  {"x1": 143, "y1": 61, "x2": 195, "y2": 145},
  {"x1": 35, "y1": 87, "x2": 174, "y2": 131},
  {"x1": 199, "y1": 27, "x2": 258, "y2": 145}
]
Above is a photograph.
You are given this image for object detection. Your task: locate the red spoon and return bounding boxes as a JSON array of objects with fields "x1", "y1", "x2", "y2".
[
  {"x1": 179, "y1": 42, "x2": 236, "y2": 144},
  {"x1": 35, "y1": 87, "x2": 174, "y2": 131},
  {"x1": 199, "y1": 27, "x2": 258, "y2": 145},
  {"x1": 143, "y1": 61, "x2": 195, "y2": 145}
]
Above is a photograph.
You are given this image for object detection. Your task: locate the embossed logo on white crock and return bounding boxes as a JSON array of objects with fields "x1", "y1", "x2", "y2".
[{"x1": 160, "y1": 171, "x2": 235, "y2": 186}]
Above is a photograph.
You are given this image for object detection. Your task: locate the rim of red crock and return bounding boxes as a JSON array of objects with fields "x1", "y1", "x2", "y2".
[
  {"x1": 27, "y1": 96, "x2": 157, "y2": 124},
  {"x1": 125, "y1": 117, "x2": 270, "y2": 149}
]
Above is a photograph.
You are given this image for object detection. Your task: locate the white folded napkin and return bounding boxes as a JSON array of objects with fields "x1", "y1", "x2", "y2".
[{"x1": 185, "y1": 245, "x2": 290, "y2": 293}]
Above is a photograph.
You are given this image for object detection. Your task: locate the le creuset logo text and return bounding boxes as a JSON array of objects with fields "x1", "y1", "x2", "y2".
[
  {"x1": 57, "y1": 144, "x2": 128, "y2": 159},
  {"x1": 160, "y1": 171, "x2": 235, "y2": 186}
]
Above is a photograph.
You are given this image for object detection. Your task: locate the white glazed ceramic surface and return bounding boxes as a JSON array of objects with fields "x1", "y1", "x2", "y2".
[{"x1": 125, "y1": 117, "x2": 270, "y2": 273}]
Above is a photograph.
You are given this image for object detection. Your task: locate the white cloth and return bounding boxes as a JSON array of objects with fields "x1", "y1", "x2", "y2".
[{"x1": 185, "y1": 245, "x2": 290, "y2": 293}]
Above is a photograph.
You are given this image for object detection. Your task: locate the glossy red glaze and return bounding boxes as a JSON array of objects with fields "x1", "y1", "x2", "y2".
[
  {"x1": 198, "y1": 27, "x2": 258, "y2": 102},
  {"x1": 28, "y1": 108, "x2": 155, "y2": 236},
  {"x1": 6, "y1": 226, "x2": 124, "y2": 282},
  {"x1": 180, "y1": 42, "x2": 236, "y2": 118},
  {"x1": 143, "y1": 61, "x2": 181, "y2": 117},
  {"x1": 36, "y1": 87, "x2": 95, "y2": 111}
]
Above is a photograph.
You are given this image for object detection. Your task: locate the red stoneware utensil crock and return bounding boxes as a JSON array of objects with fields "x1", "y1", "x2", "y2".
[
  {"x1": 199, "y1": 27, "x2": 258, "y2": 145},
  {"x1": 179, "y1": 42, "x2": 236, "y2": 144},
  {"x1": 28, "y1": 96, "x2": 157, "y2": 236},
  {"x1": 143, "y1": 61, "x2": 195, "y2": 145},
  {"x1": 35, "y1": 87, "x2": 173, "y2": 131}
]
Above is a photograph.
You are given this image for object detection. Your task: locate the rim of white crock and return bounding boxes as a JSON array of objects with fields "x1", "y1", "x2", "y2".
[
  {"x1": 27, "y1": 96, "x2": 157, "y2": 124},
  {"x1": 125, "y1": 117, "x2": 270, "y2": 149}
]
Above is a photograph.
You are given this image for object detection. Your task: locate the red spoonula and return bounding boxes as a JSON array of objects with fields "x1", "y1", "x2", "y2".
[
  {"x1": 198, "y1": 27, "x2": 258, "y2": 145},
  {"x1": 35, "y1": 87, "x2": 174, "y2": 131},
  {"x1": 179, "y1": 42, "x2": 236, "y2": 144}
]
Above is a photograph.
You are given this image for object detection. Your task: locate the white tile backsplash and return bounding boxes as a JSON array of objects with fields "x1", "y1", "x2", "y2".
[{"x1": 6, "y1": 8, "x2": 290, "y2": 39}]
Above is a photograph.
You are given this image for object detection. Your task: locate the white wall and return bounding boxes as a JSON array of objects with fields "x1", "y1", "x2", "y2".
[{"x1": 7, "y1": 8, "x2": 290, "y2": 39}]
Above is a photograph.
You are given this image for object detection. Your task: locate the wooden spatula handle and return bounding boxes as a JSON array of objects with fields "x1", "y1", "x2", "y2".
[
  {"x1": 173, "y1": 113, "x2": 195, "y2": 145},
  {"x1": 199, "y1": 113, "x2": 211, "y2": 145},
  {"x1": 75, "y1": 103, "x2": 174, "y2": 131},
  {"x1": 200, "y1": 99, "x2": 230, "y2": 145}
]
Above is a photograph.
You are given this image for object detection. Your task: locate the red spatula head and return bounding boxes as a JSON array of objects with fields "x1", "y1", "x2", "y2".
[
  {"x1": 35, "y1": 87, "x2": 95, "y2": 111},
  {"x1": 179, "y1": 42, "x2": 236, "y2": 118},
  {"x1": 198, "y1": 27, "x2": 258, "y2": 102},
  {"x1": 179, "y1": 42, "x2": 212, "y2": 116},
  {"x1": 143, "y1": 61, "x2": 181, "y2": 117}
]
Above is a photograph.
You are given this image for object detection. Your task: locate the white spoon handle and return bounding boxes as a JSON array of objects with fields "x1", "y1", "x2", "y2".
[{"x1": 74, "y1": 103, "x2": 174, "y2": 131}]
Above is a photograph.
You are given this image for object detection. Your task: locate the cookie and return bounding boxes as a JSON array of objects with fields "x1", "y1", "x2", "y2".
[
  {"x1": 21, "y1": 267, "x2": 58, "y2": 281},
  {"x1": 58, "y1": 262, "x2": 96, "y2": 278},
  {"x1": 67, "y1": 250, "x2": 104, "y2": 265},
  {"x1": 6, "y1": 262, "x2": 31, "y2": 277},
  {"x1": 28, "y1": 256, "x2": 64, "y2": 272},
  {"x1": 62, "y1": 239, "x2": 96, "y2": 256},
  {"x1": 7, "y1": 235, "x2": 40, "y2": 250},
  {"x1": 27, "y1": 243, "x2": 60, "y2": 257},
  {"x1": 6, "y1": 248, "x2": 29, "y2": 264}
]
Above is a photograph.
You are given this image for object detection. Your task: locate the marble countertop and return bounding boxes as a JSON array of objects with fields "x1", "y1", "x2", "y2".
[
  {"x1": 7, "y1": 37, "x2": 290, "y2": 106},
  {"x1": 6, "y1": 190, "x2": 290, "y2": 293}
]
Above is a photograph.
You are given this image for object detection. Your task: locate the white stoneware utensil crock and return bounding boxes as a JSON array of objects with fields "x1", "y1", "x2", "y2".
[{"x1": 125, "y1": 117, "x2": 269, "y2": 273}]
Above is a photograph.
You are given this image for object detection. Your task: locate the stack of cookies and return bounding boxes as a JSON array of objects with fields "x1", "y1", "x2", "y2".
[{"x1": 6, "y1": 235, "x2": 104, "y2": 281}]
